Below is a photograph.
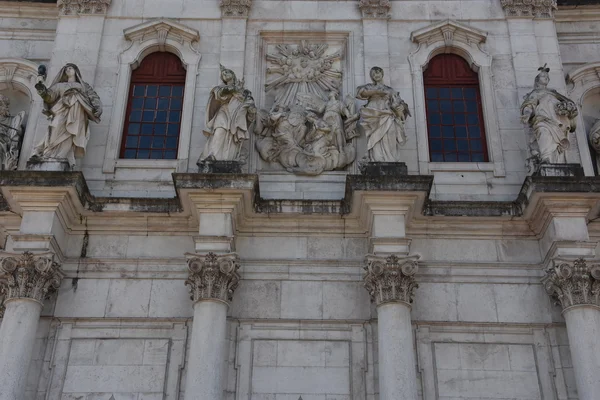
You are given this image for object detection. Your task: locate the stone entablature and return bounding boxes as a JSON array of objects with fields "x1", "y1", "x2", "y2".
[
  {"x1": 500, "y1": 0, "x2": 557, "y2": 19},
  {"x1": 220, "y1": 0, "x2": 252, "y2": 17},
  {"x1": 358, "y1": 0, "x2": 391, "y2": 19},
  {"x1": 363, "y1": 254, "x2": 420, "y2": 306},
  {"x1": 0, "y1": 251, "x2": 63, "y2": 305},
  {"x1": 542, "y1": 258, "x2": 600, "y2": 310},
  {"x1": 57, "y1": 0, "x2": 112, "y2": 16},
  {"x1": 186, "y1": 252, "x2": 240, "y2": 304}
]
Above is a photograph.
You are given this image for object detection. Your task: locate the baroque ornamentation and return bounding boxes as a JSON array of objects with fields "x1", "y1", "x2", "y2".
[
  {"x1": 357, "y1": 67, "x2": 410, "y2": 163},
  {"x1": 200, "y1": 65, "x2": 256, "y2": 163},
  {"x1": 542, "y1": 258, "x2": 600, "y2": 309},
  {"x1": 358, "y1": 0, "x2": 391, "y2": 19},
  {"x1": 58, "y1": 0, "x2": 112, "y2": 15},
  {"x1": 30, "y1": 63, "x2": 102, "y2": 167},
  {"x1": 0, "y1": 94, "x2": 25, "y2": 171},
  {"x1": 520, "y1": 65, "x2": 578, "y2": 172},
  {"x1": 500, "y1": 0, "x2": 557, "y2": 19},
  {"x1": 0, "y1": 252, "x2": 63, "y2": 305},
  {"x1": 363, "y1": 254, "x2": 420, "y2": 306},
  {"x1": 255, "y1": 41, "x2": 358, "y2": 175},
  {"x1": 220, "y1": 0, "x2": 252, "y2": 17},
  {"x1": 185, "y1": 253, "x2": 241, "y2": 304},
  {"x1": 589, "y1": 119, "x2": 600, "y2": 155}
]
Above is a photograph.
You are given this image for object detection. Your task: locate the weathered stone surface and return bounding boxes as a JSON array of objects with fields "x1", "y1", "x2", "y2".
[
  {"x1": 197, "y1": 159, "x2": 243, "y2": 174},
  {"x1": 534, "y1": 164, "x2": 584, "y2": 177},
  {"x1": 185, "y1": 252, "x2": 240, "y2": 304},
  {"x1": 0, "y1": 252, "x2": 63, "y2": 304},
  {"x1": 363, "y1": 254, "x2": 420, "y2": 306},
  {"x1": 359, "y1": 162, "x2": 408, "y2": 176}
]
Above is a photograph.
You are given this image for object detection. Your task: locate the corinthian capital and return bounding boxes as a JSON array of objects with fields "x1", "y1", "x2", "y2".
[
  {"x1": 186, "y1": 253, "x2": 240, "y2": 304},
  {"x1": 542, "y1": 258, "x2": 600, "y2": 310},
  {"x1": 220, "y1": 0, "x2": 252, "y2": 17},
  {"x1": 500, "y1": 0, "x2": 557, "y2": 19},
  {"x1": 58, "y1": 0, "x2": 112, "y2": 16},
  {"x1": 0, "y1": 252, "x2": 64, "y2": 305},
  {"x1": 358, "y1": 0, "x2": 391, "y2": 19},
  {"x1": 363, "y1": 254, "x2": 420, "y2": 306}
]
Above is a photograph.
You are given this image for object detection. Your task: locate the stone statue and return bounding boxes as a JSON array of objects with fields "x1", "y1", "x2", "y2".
[
  {"x1": 31, "y1": 63, "x2": 102, "y2": 167},
  {"x1": 0, "y1": 94, "x2": 25, "y2": 171},
  {"x1": 356, "y1": 67, "x2": 410, "y2": 163},
  {"x1": 589, "y1": 119, "x2": 600, "y2": 155},
  {"x1": 520, "y1": 65, "x2": 578, "y2": 168},
  {"x1": 200, "y1": 65, "x2": 256, "y2": 162}
]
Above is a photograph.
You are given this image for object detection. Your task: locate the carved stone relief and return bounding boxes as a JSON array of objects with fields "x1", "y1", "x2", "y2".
[
  {"x1": 0, "y1": 94, "x2": 25, "y2": 171},
  {"x1": 220, "y1": 0, "x2": 252, "y2": 17},
  {"x1": 363, "y1": 254, "x2": 420, "y2": 306},
  {"x1": 185, "y1": 253, "x2": 241, "y2": 304},
  {"x1": 358, "y1": 0, "x2": 391, "y2": 19},
  {"x1": 255, "y1": 41, "x2": 358, "y2": 175},
  {"x1": 500, "y1": 0, "x2": 557, "y2": 19},
  {"x1": 57, "y1": 0, "x2": 112, "y2": 15},
  {"x1": 542, "y1": 258, "x2": 600, "y2": 309}
]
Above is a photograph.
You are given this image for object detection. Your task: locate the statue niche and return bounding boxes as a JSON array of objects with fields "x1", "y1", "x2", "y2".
[
  {"x1": 0, "y1": 93, "x2": 25, "y2": 171},
  {"x1": 255, "y1": 41, "x2": 358, "y2": 175}
]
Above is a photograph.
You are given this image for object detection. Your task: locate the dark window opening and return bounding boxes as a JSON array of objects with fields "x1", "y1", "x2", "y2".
[
  {"x1": 424, "y1": 53, "x2": 488, "y2": 163},
  {"x1": 120, "y1": 52, "x2": 186, "y2": 160}
]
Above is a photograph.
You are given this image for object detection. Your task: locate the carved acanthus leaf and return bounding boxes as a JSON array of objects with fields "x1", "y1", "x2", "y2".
[
  {"x1": 542, "y1": 258, "x2": 600, "y2": 310},
  {"x1": 358, "y1": 0, "x2": 391, "y2": 19},
  {"x1": 58, "y1": 0, "x2": 112, "y2": 16},
  {"x1": 0, "y1": 252, "x2": 64, "y2": 305},
  {"x1": 363, "y1": 254, "x2": 420, "y2": 306},
  {"x1": 185, "y1": 253, "x2": 240, "y2": 304},
  {"x1": 220, "y1": 0, "x2": 252, "y2": 17},
  {"x1": 500, "y1": 0, "x2": 557, "y2": 19}
]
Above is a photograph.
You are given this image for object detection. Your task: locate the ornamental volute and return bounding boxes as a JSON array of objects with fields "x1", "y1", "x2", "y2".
[
  {"x1": 363, "y1": 254, "x2": 420, "y2": 306},
  {"x1": 185, "y1": 252, "x2": 241, "y2": 304},
  {"x1": 542, "y1": 258, "x2": 600, "y2": 310}
]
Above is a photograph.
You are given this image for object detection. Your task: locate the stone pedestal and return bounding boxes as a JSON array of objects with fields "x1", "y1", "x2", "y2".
[
  {"x1": 534, "y1": 163, "x2": 584, "y2": 177},
  {"x1": 542, "y1": 258, "x2": 600, "y2": 400},
  {"x1": 26, "y1": 158, "x2": 70, "y2": 172},
  {"x1": 184, "y1": 253, "x2": 240, "y2": 400},
  {"x1": 363, "y1": 254, "x2": 420, "y2": 400},
  {"x1": 197, "y1": 159, "x2": 243, "y2": 174},
  {"x1": 359, "y1": 162, "x2": 407, "y2": 176},
  {"x1": 0, "y1": 252, "x2": 63, "y2": 400}
]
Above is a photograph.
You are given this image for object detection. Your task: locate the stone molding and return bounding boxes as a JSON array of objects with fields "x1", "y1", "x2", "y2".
[
  {"x1": 358, "y1": 0, "x2": 391, "y2": 19},
  {"x1": 500, "y1": 0, "x2": 557, "y2": 19},
  {"x1": 186, "y1": 253, "x2": 240, "y2": 304},
  {"x1": 0, "y1": 252, "x2": 64, "y2": 306},
  {"x1": 542, "y1": 258, "x2": 600, "y2": 310},
  {"x1": 58, "y1": 0, "x2": 112, "y2": 16},
  {"x1": 363, "y1": 254, "x2": 420, "y2": 306},
  {"x1": 220, "y1": 0, "x2": 252, "y2": 17}
]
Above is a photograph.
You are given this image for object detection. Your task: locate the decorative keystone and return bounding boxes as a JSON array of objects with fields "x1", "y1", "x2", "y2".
[
  {"x1": 185, "y1": 253, "x2": 240, "y2": 304},
  {"x1": 0, "y1": 252, "x2": 64, "y2": 306},
  {"x1": 358, "y1": 0, "x2": 391, "y2": 19},
  {"x1": 363, "y1": 254, "x2": 420, "y2": 306},
  {"x1": 220, "y1": 0, "x2": 252, "y2": 17},
  {"x1": 58, "y1": 0, "x2": 112, "y2": 16},
  {"x1": 500, "y1": 0, "x2": 557, "y2": 19},
  {"x1": 542, "y1": 258, "x2": 600, "y2": 310}
]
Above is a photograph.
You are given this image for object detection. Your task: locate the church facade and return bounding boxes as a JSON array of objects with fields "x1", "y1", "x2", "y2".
[{"x1": 0, "y1": 0, "x2": 600, "y2": 399}]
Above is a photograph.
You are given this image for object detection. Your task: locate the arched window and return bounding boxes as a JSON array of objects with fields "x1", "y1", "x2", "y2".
[
  {"x1": 424, "y1": 54, "x2": 488, "y2": 162},
  {"x1": 120, "y1": 52, "x2": 186, "y2": 160}
]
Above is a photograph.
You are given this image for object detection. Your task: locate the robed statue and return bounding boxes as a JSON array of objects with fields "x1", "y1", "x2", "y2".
[
  {"x1": 31, "y1": 63, "x2": 102, "y2": 167},
  {"x1": 0, "y1": 94, "x2": 25, "y2": 170}
]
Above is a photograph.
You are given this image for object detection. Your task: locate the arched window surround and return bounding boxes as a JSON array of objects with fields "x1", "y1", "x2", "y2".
[
  {"x1": 409, "y1": 20, "x2": 505, "y2": 177},
  {"x1": 102, "y1": 19, "x2": 201, "y2": 174}
]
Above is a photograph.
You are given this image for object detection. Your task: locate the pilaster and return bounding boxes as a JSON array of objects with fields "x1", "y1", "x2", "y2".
[
  {"x1": 359, "y1": 0, "x2": 391, "y2": 85},
  {"x1": 219, "y1": 0, "x2": 251, "y2": 74}
]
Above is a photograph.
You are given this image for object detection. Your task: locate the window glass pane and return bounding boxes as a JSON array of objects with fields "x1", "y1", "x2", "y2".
[
  {"x1": 155, "y1": 124, "x2": 166, "y2": 135},
  {"x1": 133, "y1": 85, "x2": 145, "y2": 96},
  {"x1": 158, "y1": 98, "x2": 169, "y2": 110},
  {"x1": 469, "y1": 127, "x2": 481, "y2": 138},
  {"x1": 442, "y1": 113, "x2": 453, "y2": 125},
  {"x1": 442, "y1": 126, "x2": 454, "y2": 138},
  {"x1": 444, "y1": 153, "x2": 457, "y2": 162},
  {"x1": 144, "y1": 98, "x2": 157, "y2": 109},
  {"x1": 457, "y1": 140, "x2": 469, "y2": 151},
  {"x1": 430, "y1": 139, "x2": 442, "y2": 151},
  {"x1": 169, "y1": 111, "x2": 181, "y2": 122},
  {"x1": 440, "y1": 100, "x2": 452, "y2": 112},
  {"x1": 427, "y1": 100, "x2": 439, "y2": 112},
  {"x1": 428, "y1": 113, "x2": 440, "y2": 125},
  {"x1": 429, "y1": 126, "x2": 441, "y2": 138},
  {"x1": 431, "y1": 152, "x2": 444, "y2": 162},
  {"x1": 471, "y1": 140, "x2": 483, "y2": 152},
  {"x1": 159, "y1": 86, "x2": 171, "y2": 96},
  {"x1": 142, "y1": 111, "x2": 154, "y2": 122},
  {"x1": 142, "y1": 124, "x2": 153, "y2": 135},
  {"x1": 129, "y1": 111, "x2": 141, "y2": 122},
  {"x1": 451, "y1": 88, "x2": 462, "y2": 98},
  {"x1": 128, "y1": 123, "x2": 140, "y2": 135},
  {"x1": 137, "y1": 150, "x2": 150, "y2": 159},
  {"x1": 156, "y1": 111, "x2": 167, "y2": 122},
  {"x1": 165, "y1": 150, "x2": 177, "y2": 159},
  {"x1": 439, "y1": 88, "x2": 450, "y2": 98},
  {"x1": 467, "y1": 114, "x2": 479, "y2": 125},
  {"x1": 172, "y1": 86, "x2": 184, "y2": 97},
  {"x1": 472, "y1": 153, "x2": 484, "y2": 162},
  {"x1": 125, "y1": 136, "x2": 138, "y2": 148},
  {"x1": 124, "y1": 149, "x2": 136, "y2": 159},
  {"x1": 464, "y1": 88, "x2": 476, "y2": 98},
  {"x1": 140, "y1": 136, "x2": 152, "y2": 148},
  {"x1": 458, "y1": 153, "x2": 470, "y2": 162},
  {"x1": 167, "y1": 125, "x2": 179, "y2": 136},
  {"x1": 166, "y1": 137, "x2": 178, "y2": 148},
  {"x1": 444, "y1": 139, "x2": 456, "y2": 151},
  {"x1": 146, "y1": 85, "x2": 158, "y2": 97},
  {"x1": 454, "y1": 114, "x2": 466, "y2": 125},
  {"x1": 132, "y1": 98, "x2": 143, "y2": 109},
  {"x1": 152, "y1": 137, "x2": 165, "y2": 148},
  {"x1": 151, "y1": 150, "x2": 163, "y2": 159},
  {"x1": 455, "y1": 126, "x2": 467, "y2": 138},
  {"x1": 171, "y1": 98, "x2": 182, "y2": 110},
  {"x1": 466, "y1": 101, "x2": 477, "y2": 113},
  {"x1": 426, "y1": 87, "x2": 438, "y2": 98},
  {"x1": 453, "y1": 101, "x2": 465, "y2": 112}
]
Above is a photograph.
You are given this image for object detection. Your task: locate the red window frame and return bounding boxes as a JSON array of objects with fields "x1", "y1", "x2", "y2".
[
  {"x1": 424, "y1": 53, "x2": 489, "y2": 163},
  {"x1": 120, "y1": 52, "x2": 186, "y2": 160}
]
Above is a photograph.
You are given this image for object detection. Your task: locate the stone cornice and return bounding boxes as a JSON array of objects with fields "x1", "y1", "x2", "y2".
[
  {"x1": 363, "y1": 254, "x2": 420, "y2": 306},
  {"x1": 58, "y1": 0, "x2": 111, "y2": 16},
  {"x1": 358, "y1": 0, "x2": 391, "y2": 19},
  {"x1": 542, "y1": 258, "x2": 600, "y2": 310},
  {"x1": 0, "y1": 251, "x2": 64, "y2": 306},
  {"x1": 220, "y1": 0, "x2": 252, "y2": 17},
  {"x1": 501, "y1": 0, "x2": 558, "y2": 19},
  {"x1": 185, "y1": 252, "x2": 240, "y2": 304}
]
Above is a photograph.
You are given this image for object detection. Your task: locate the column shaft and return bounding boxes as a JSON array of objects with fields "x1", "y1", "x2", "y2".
[
  {"x1": 563, "y1": 306, "x2": 600, "y2": 400},
  {"x1": 0, "y1": 300, "x2": 43, "y2": 400},
  {"x1": 185, "y1": 300, "x2": 228, "y2": 400},
  {"x1": 377, "y1": 302, "x2": 418, "y2": 400}
]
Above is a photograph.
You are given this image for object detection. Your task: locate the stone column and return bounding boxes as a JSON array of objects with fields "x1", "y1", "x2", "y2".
[
  {"x1": 0, "y1": 252, "x2": 63, "y2": 400},
  {"x1": 184, "y1": 252, "x2": 240, "y2": 400},
  {"x1": 364, "y1": 254, "x2": 420, "y2": 400},
  {"x1": 542, "y1": 258, "x2": 600, "y2": 400}
]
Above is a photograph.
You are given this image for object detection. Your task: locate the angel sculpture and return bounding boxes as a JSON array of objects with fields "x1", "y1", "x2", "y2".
[{"x1": 200, "y1": 65, "x2": 256, "y2": 162}]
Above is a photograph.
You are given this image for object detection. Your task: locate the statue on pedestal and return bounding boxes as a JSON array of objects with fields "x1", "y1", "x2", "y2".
[
  {"x1": 521, "y1": 65, "x2": 578, "y2": 170},
  {"x1": 356, "y1": 67, "x2": 410, "y2": 163},
  {"x1": 200, "y1": 65, "x2": 256, "y2": 164},
  {"x1": 0, "y1": 94, "x2": 25, "y2": 170},
  {"x1": 30, "y1": 63, "x2": 102, "y2": 168}
]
